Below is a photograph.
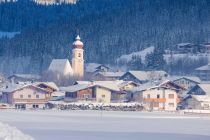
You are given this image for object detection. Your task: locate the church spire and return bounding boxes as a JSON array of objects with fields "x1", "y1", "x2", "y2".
[{"x1": 73, "y1": 35, "x2": 83, "y2": 49}]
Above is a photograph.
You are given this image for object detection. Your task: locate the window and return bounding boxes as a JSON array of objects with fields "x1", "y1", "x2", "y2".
[
  {"x1": 28, "y1": 95, "x2": 31, "y2": 98},
  {"x1": 78, "y1": 53, "x2": 81, "y2": 57},
  {"x1": 168, "y1": 94, "x2": 174, "y2": 99},
  {"x1": 33, "y1": 104, "x2": 39, "y2": 109},
  {"x1": 83, "y1": 94, "x2": 90, "y2": 99},
  {"x1": 36, "y1": 95, "x2": 39, "y2": 99},
  {"x1": 102, "y1": 95, "x2": 105, "y2": 98},
  {"x1": 169, "y1": 103, "x2": 174, "y2": 107},
  {"x1": 147, "y1": 94, "x2": 150, "y2": 99},
  {"x1": 20, "y1": 95, "x2": 23, "y2": 98},
  {"x1": 157, "y1": 94, "x2": 160, "y2": 98}
]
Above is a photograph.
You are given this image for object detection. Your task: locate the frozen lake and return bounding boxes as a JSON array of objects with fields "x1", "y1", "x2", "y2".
[{"x1": 0, "y1": 110, "x2": 210, "y2": 140}]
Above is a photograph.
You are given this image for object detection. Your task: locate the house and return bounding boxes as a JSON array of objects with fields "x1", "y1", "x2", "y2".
[
  {"x1": 175, "y1": 43, "x2": 198, "y2": 53},
  {"x1": 61, "y1": 81, "x2": 125, "y2": 103},
  {"x1": 127, "y1": 81, "x2": 179, "y2": 111},
  {"x1": 127, "y1": 83, "x2": 153, "y2": 102},
  {"x1": 119, "y1": 71, "x2": 168, "y2": 84},
  {"x1": 74, "y1": 80, "x2": 138, "y2": 91},
  {"x1": 48, "y1": 35, "x2": 84, "y2": 77},
  {"x1": 142, "y1": 86, "x2": 178, "y2": 111},
  {"x1": 8, "y1": 74, "x2": 41, "y2": 83},
  {"x1": 195, "y1": 63, "x2": 210, "y2": 81},
  {"x1": 169, "y1": 76, "x2": 201, "y2": 90},
  {"x1": 182, "y1": 95, "x2": 210, "y2": 110},
  {"x1": 117, "y1": 81, "x2": 139, "y2": 91},
  {"x1": 92, "y1": 72, "x2": 125, "y2": 81},
  {"x1": 85, "y1": 63, "x2": 110, "y2": 73},
  {"x1": 159, "y1": 80, "x2": 186, "y2": 94},
  {"x1": 187, "y1": 84, "x2": 210, "y2": 95},
  {"x1": 1, "y1": 82, "x2": 58, "y2": 109},
  {"x1": 200, "y1": 43, "x2": 210, "y2": 53}
]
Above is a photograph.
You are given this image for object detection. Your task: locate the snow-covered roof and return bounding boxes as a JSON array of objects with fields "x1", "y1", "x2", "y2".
[
  {"x1": 123, "y1": 71, "x2": 168, "y2": 82},
  {"x1": 61, "y1": 81, "x2": 121, "y2": 92},
  {"x1": 1, "y1": 82, "x2": 58, "y2": 93},
  {"x1": 85, "y1": 63, "x2": 102, "y2": 73},
  {"x1": 34, "y1": 82, "x2": 59, "y2": 91},
  {"x1": 1, "y1": 83, "x2": 31, "y2": 93},
  {"x1": 51, "y1": 91, "x2": 65, "y2": 97},
  {"x1": 0, "y1": 31, "x2": 20, "y2": 39},
  {"x1": 96, "y1": 72, "x2": 125, "y2": 77},
  {"x1": 169, "y1": 76, "x2": 201, "y2": 83},
  {"x1": 192, "y1": 95, "x2": 210, "y2": 102},
  {"x1": 60, "y1": 84, "x2": 94, "y2": 92},
  {"x1": 118, "y1": 81, "x2": 139, "y2": 88},
  {"x1": 128, "y1": 71, "x2": 148, "y2": 81},
  {"x1": 8, "y1": 74, "x2": 41, "y2": 80},
  {"x1": 129, "y1": 82, "x2": 156, "y2": 92},
  {"x1": 48, "y1": 59, "x2": 73, "y2": 76},
  {"x1": 197, "y1": 84, "x2": 210, "y2": 95},
  {"x1": 176, "y1": 43, "x2": 193, "y2": 47},
  {"x1": 195, "y1": 63, "x2": 210, "y2": 71}
]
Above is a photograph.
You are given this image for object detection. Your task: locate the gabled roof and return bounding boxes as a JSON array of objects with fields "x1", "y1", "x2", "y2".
[
  {"x1": 8, "y1": 74, "x2": 41, "y2": 80},
  {"x1": 118, "y1": 81, "x2": 139, "y2": 89},
  {"x1": 85, "y1": 63, "x2": 102, "y2": 73},
  {"x1": 192, "y1": 95, "x2": 210, "y2": 102},
  {"x1": 169, "y1": 76, "x2": 201, "y2": 83},
  {"x1": 34, "y1": 82, "x2": 59, "y2": 91},
  {"x1": 126, "y1": 71, "x2": 148, "y2": 81},
  {"x1": 48, "y1": 59, "x2": 73, "y2": 75},
  {"x1": 85, "y1": 63, "x2": 110, "y2": 73},
  {"x1": 61, "y1": 81, "x2": 121, "y2": 93},
  {"x1": 129, "y1": 82, "x2": 156, "y2": 92},
  {"x1": 195, "y1": 64, "x2": 210, "y2": 71},
  {"x1": 159, "y1": 80, "x2": 186, "y2": 90},
  {"x1": 1, "y1": 82, "x2": 58, "y2": 93},
  {"x1": 121, "y1": 70, "x2": 168, "y2": 81},
  {"x1": 0, "y1": 83, "x2": 29, "y2": 93},
  {"x1": 60, "y1": 84, "x2": 93, "y2": 92},
  {"x1": 197, "y1": 84, "x2": 210, "y2": 95},
  {"x1": 95, "y1": 65, "x2": 110, "y2": 70},
  {"x1": 95, "y1": 72, "x2": 125, "y2": 78}
]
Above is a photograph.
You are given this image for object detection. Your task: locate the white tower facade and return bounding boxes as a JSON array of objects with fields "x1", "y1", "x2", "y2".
[{"x1": 72, "y1": 35, "x2": 84, "y2": 77}]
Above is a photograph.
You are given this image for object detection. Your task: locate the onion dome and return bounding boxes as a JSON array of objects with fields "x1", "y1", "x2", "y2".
[{"x1": 73, "y1": 35, "x2": 84, "y2": 49}]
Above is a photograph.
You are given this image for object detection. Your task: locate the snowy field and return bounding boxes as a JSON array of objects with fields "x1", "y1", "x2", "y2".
[{"x1": 0, "y1": 110, "x2": 210, "y2": 140}]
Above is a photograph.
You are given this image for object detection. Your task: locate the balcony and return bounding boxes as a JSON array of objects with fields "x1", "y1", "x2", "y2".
[{"x1": 144, "y1": 98, "x2": 166, "y2": 103}]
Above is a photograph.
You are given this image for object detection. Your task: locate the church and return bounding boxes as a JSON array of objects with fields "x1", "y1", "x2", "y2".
[{"x1": 48, "y1": 35, "x2": 84, "y2": 78}]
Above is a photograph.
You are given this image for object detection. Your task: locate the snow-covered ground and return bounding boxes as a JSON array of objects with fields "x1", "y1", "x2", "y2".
[
  {"x1": 0, "y1": 122, "x2": 34, "y2": 140},
  {"x1": 0, "y1": 110, "x2": 210, "y2": 140},
  {"x1": 116, "y1": 46, "x2": 155, "y2": 64},
  {"x1": 0, "y1": 31, "x2": 20, "y2": 39}
]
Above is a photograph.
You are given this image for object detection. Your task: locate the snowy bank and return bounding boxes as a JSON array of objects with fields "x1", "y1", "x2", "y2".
[
  {"x1": 48, "y1": 101, "x2": 144, "y2": 111},
  {"x1": 0, "y1": 122, "x2": 34, "y2": 140}
]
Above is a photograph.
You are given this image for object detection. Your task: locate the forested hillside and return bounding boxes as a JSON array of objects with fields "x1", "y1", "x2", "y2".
[{"x1": 0, "y1": 0, "x2": 210, "y2": 75}]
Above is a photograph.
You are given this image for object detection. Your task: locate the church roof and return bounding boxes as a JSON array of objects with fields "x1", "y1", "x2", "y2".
[{"x1": 48, "y1": 59, "x2": 73, "y2": 76}]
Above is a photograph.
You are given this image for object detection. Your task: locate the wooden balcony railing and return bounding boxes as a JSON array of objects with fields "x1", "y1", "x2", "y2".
[{"x1": 144, "y1": 98, "x2": 166, "y2": 103}]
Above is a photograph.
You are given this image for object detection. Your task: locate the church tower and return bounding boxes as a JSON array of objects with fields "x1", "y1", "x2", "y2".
[{"x1": 72, "y1": 35, "x2": 84, "y2": 77}]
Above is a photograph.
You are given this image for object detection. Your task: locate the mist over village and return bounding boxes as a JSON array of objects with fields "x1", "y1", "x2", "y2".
[{"x1": 0, "y1": 0, "x2": 210, "y2": 140}]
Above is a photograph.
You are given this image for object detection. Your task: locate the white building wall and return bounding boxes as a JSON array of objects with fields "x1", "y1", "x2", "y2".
[
  {"x1": 143, "y1": 88, "x2": 177, "y2": 111},
  {"x1": 96, "y1": 87, "x2": 111, "y2": 103}
]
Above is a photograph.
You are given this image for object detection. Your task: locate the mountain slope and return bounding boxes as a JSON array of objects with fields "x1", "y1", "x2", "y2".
[{"x1": 0, "y1": 0, "x2": 210, "y2": 75}]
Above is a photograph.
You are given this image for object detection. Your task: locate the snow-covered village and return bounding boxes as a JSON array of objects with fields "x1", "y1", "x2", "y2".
[{"x1": 0, "y1": 0, "x2": 210, "y2": 140}]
